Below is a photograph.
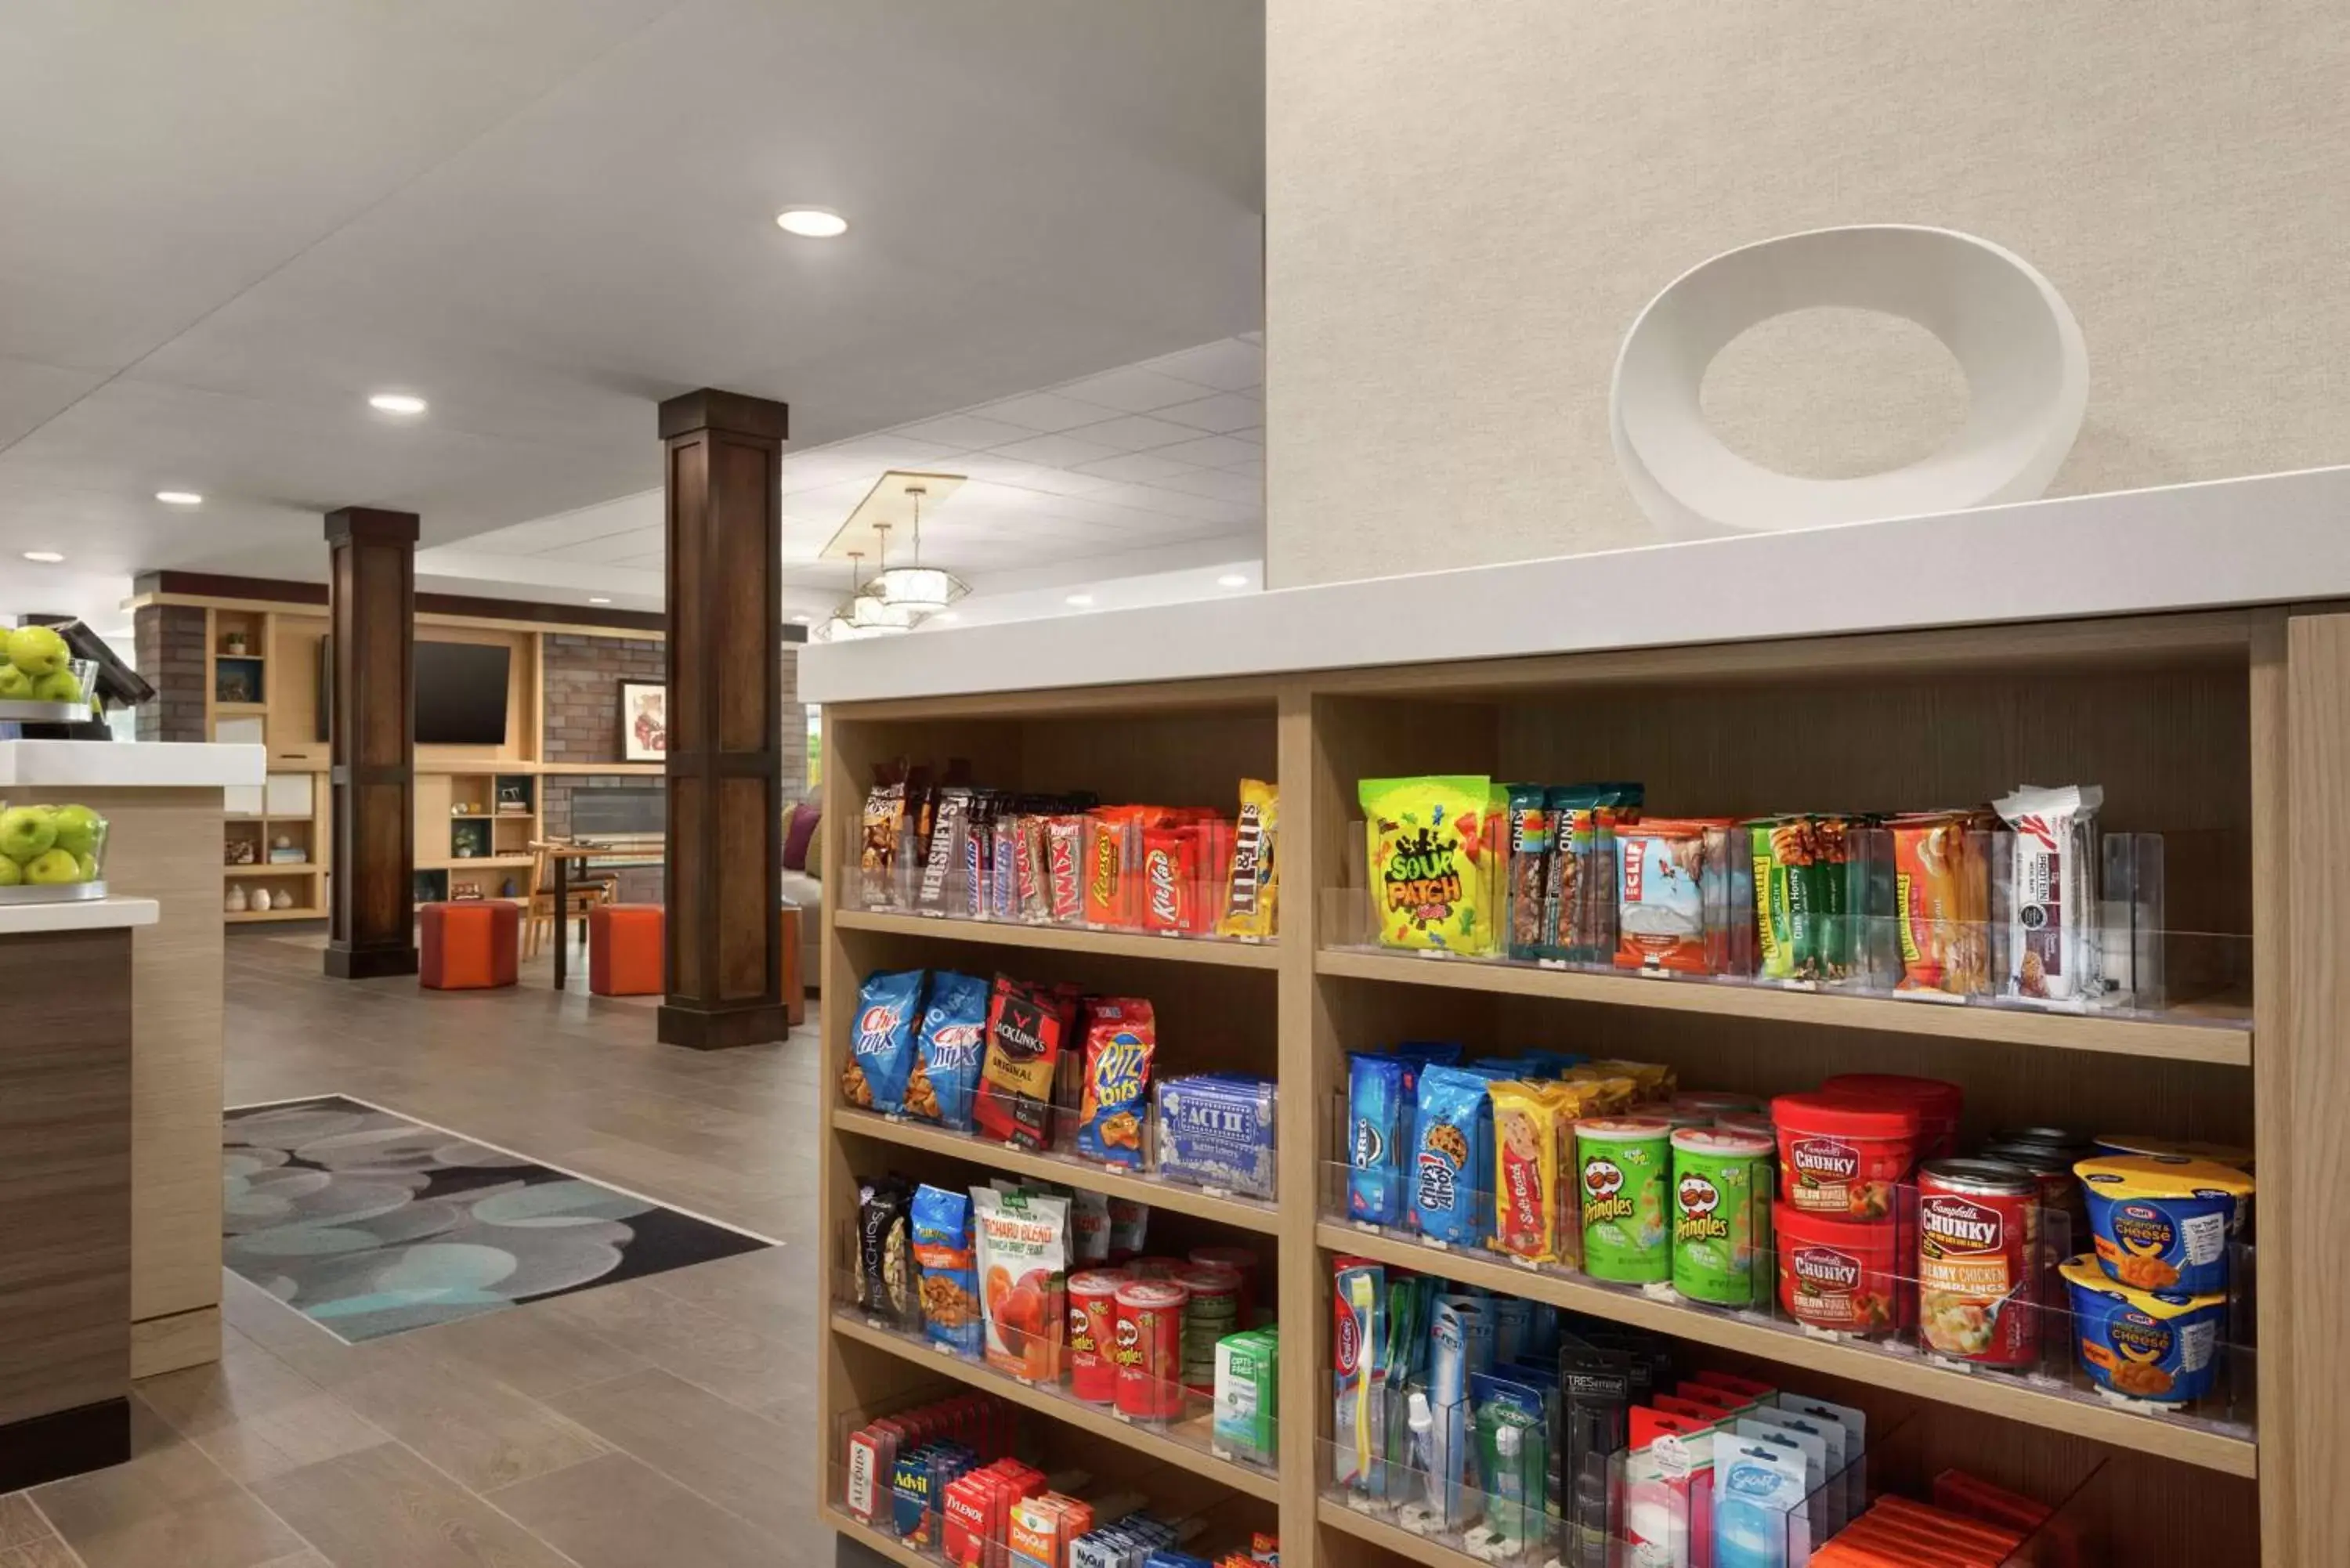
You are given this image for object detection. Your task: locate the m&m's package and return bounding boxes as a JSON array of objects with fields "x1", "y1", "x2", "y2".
[
  {"x1": 1215, "y1": 779, "x2": 1281, "y2": 941},
  {"x1": 1361, "y1": 775, "x2": 1499, "y2": 954}
]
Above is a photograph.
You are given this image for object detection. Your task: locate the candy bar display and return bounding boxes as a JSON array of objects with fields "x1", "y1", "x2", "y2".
[
  {"x1": 852, "y1": 771, "x2": 1279, "y2": 941},
  {"x1": 1358, "y1": 775, "x2": 2184, "y2": 1013}
]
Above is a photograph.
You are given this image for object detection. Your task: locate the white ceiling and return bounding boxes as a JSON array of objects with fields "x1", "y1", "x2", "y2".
[
  {"x1": 436, "y1": 334, "x2": 1266, "y2": 616},
  {"x1": 0, "y1": 0, "x2": 1264, "y2": 619}
]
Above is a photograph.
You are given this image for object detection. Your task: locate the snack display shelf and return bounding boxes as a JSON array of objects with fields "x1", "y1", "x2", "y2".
[
  {"x1": 836, "y1": 905, "x2": 1282, "y2": 969},
  {"x1": 1314, "y1": 1221, "x2": 2257, "y2": 1479},
  {"x1": 830, "y1": 1311, "x2": 1284, "y2": 1503},
  {"x1": 818, "y1": 1503, "x2": 935, "y2": 1568},
  {"x1": 831, "y1": 1106, "x2": 1283, "y2": 1234},
  {"x1": 1313, "y1": 946, "x2": 2253, "y2": 1067},
  {"x1": 1313, "y1": 1499, "x2": 1466, "y2": 1568}
]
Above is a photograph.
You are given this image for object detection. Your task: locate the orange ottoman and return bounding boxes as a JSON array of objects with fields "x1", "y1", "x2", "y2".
[
  {"x1": 588, "y1": 903, "x2": 664, "y2": 996},
  {"x1": 419, "y1": 901, "x2": 519, "y2": 990}
]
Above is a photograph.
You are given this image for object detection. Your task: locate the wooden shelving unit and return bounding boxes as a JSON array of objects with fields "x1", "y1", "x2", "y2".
[{"x1": 815, "y1": 599, "x2": 2325, "y2": 1566}]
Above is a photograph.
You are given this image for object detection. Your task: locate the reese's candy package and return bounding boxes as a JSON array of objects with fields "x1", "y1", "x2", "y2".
[
  {"x1": 1074, "y1": 998, "x2": 1155, "y2": 1169},
  {"x1": 974, "y1": 975, "x2": 1076, "y2": 1148},
  {"x1": 1361, "y1": 775, "x2": 1496, "y2": 954},
  {"x1": 908, "y1": 971, "x2": 990, "y2": 1129},
  {"x1": 1084, "y1": 807, "x2": 1154, "y2": 930},
  {"x1": 1215, "y1": 779, "x2": 1281, "y2": 941},
  {"x1": 842, "y1": 969, "x2": 926, "y2": 1113}
]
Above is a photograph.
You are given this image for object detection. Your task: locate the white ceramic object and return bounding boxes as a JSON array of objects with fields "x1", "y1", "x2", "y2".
[
  {"x1": 224, "y1": 885, "x2": 248, "y2": 913},
  {"x1": 1610, "y1": 225, "x2": 2088, "y2": 540}
]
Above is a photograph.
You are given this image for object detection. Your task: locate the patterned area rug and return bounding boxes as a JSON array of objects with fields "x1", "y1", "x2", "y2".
[{"x1": 222, "y1": 1094, "x2": 772, "y2": 1342}]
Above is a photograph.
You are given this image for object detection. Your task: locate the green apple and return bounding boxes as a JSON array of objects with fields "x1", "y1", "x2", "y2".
[
  {"x1": 0, "y1": 807, "x2": 56, "y2": 864},
  {"x1": 22, "y1": 848, "x2": 83, "y2": 885},
  {"x1": 5, "y1": 625, "x2": 68, "y2": 677},
  {"x1": 51, "y1": 804, "x2": 101, "y2": 858},
  {"x1": 0, "y1": 857, "x2": 19, "y2": 887},
  {"x1": 76, "y1": 853, "x2": 97, "y2": 882},
  {"x1": 30, "y1": 669, "x2": 80, "y2": 703},
  {"x1": 0, "y1": 667, "x2": 29, "y2": 699}
]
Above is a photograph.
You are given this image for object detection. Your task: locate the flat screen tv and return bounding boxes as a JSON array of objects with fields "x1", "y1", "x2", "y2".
[{"x1": 414, "y1": 641, "x2": 512, "y2": 745}]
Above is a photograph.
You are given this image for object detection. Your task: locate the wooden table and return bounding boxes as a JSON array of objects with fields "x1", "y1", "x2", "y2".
[{"x1": 541, "y1": 842, "x2": 663, "y2": 991}]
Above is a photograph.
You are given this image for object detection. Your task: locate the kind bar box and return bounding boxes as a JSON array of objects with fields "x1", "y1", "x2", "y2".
[{"x1": 1213, "y1": 1327, "x2": 1280, "y2": 1465}]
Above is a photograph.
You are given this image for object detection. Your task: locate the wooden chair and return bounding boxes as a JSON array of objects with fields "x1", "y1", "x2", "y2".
[{"x1": 522, "y1": 840, "x2": 616, "y2": 959}]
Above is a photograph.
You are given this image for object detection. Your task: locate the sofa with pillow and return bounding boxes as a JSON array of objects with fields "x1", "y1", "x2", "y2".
[{"x1": 781, "y1": 797, "x2": 823, "y2": 992}]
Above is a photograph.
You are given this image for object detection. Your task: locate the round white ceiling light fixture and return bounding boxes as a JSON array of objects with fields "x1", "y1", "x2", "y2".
[
  {"x1": 156, "y1": 490, "x2": 204, "y2": 506},
  {"x1": 1217, "y1": 573, "x2": 1249, "y2": 588},
  {"x1": 1609, "y1": 225, "x2": 2087, "y2": 540},
  {"x1": 865, "y1": 488, "x2": 967, "y2": 614},
  {"x1": 776, "y1": 208, "x2": 848, "y2": 239},
  {"x1": 1064, "y1": 594, "x2": 1095, "y2": 608},
  {"x1": 588, "y1": 597, "x2": 612, "y2": 605},
  {"x1": 22, "y1": 551, "x2": 64, "y2": 563},
  {"x1": 368, "y1": 392, "x2": 428, "y2": 415}
]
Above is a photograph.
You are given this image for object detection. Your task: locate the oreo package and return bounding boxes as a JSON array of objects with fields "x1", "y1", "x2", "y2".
[
  {"x1": 1347, "y1": 1053, "x2": 1408, "y2": 1226},
  {"x1": 844, "y1": 969, "x2": 927, "y2": 1115},
  {"x1": 909, "y1": 971, "x2": 991, "y2": 1129}
]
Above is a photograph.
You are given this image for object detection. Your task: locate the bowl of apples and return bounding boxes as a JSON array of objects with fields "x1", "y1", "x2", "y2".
[
  {"x1": 0, "y1": 626, "x2": 96, "y2": 723},
  {"x1": 0, "y1": 801, "x2": 107, "y2": 903}
]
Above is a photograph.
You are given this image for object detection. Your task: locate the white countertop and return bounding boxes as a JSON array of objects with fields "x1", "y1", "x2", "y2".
[
  {"x1": 801, "y1": 464, "x2": 2350, "y2": 704},
  {"x1": 0, "y1": 740, "x2": 266, "y2": 789},
  {"x1": 0, "y1": 896, "x2": 160, "y2": 935}
]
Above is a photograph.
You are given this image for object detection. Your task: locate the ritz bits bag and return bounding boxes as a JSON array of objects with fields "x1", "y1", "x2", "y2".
[
  {"x1": 1361, "y1": 775, "x2": 1499, "y2": 954},
  {"x1": 1215, "y1": 779, "x2": 1281, "y2": 941},
  {"x1": 1074, "y1": 999, "x2": 1155, "y2": 1169}
]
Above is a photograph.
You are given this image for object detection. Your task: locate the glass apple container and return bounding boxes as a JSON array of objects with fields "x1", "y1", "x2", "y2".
[{"x1": 0, "y1": 801, "x2": 110, "y2": 902}]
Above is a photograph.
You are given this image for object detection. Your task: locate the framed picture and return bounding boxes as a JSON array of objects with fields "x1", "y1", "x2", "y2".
[{"x1": 620, "y1": 680, "x2": 667, "y2": 762}]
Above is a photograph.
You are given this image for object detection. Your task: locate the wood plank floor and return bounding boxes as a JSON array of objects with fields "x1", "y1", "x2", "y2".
[{"x1": 3, "y1": 928, "x2": 880, "y2": 1568}]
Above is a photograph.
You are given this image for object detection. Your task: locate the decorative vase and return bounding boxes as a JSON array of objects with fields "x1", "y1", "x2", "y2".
[
  {"x1": 273, "y1": 889, "x2": 295, "y2": 910},
  {"x1": 224, "y1": 886, "x2": 248, "y2": 912}
]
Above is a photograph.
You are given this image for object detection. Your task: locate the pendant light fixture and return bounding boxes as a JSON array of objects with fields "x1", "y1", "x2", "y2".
[
  {"x1": 816, "y1": 550, "x2": 910, "y2": 641},
  {"x1": 867, "y1": 485, "x2": 967, "y2": 614}
]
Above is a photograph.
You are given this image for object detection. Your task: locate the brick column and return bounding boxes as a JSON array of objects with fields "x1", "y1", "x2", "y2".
[{"x1": 131, "y1": 605, "x2": 208, "y2": 742}]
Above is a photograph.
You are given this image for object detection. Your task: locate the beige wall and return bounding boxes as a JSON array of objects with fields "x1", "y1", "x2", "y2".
[{"x1": 1265, "y1": 1, "x2": 2350, "y2": 586}]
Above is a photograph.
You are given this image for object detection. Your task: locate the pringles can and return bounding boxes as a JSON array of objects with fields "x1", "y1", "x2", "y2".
[
  {"x1": 1113, "y1": 1279, "x2": 1188, "y2": 1421},
  {"x1": 1066, "y1": 1269, "x2": 1128, "y2": 1404}
]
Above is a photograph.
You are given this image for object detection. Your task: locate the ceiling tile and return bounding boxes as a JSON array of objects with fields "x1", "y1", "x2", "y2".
[
  {"x1": 1155, "y1": 392, "x2": 1264, "y2": 433},
  {"x1": 889, "y1": 412, "x2": 1045, "y2": 450},
  {"x1": 1224, "y1": 457, "x2": 1265, "y2": 479},
  {"x1": 1230, "y1": 425, "x2": 1264, "y2": 445},
  {"x1": 973, "y1": 392, "x2": 1121, "y2": 433},
  {"x1": 1152, "y1": 434, "x2": 1259, "y2": 468},
  {"x1": 1151, "y1": 467, "x2": 1264, "y2": 504},
  {"x1": 1070, "y1": 451, "x2": 1200, "y2": 484},
  {"x1": 1145, "y1": 338, "x2": 1264, "y2": 391},
  {"x1": 988, "y1": 432, "x2": 1126, "y2": 469},
  {"x1": 1059, "y1": 413, "x2": 1206, "y2": 453},
  {"x1": 1052, "y1": 365, "x2": 1217, "y2": 413}
]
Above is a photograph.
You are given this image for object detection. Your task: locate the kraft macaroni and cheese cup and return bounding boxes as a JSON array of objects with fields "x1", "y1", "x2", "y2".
[
  {"x1": 2059, "y1": 1255, "x2": 2228, "y2": 1407},
  {"x1": 2090, "y1": 1133, "x2": 2254, "y2": 1172},
  {"x1": 1578, "y1": 1118, "x2": 1672, "y2": 1284},
  {"x1": 2074, "y1": 1154, "x2": 2254, "y2": 1295},
  {"x1": 1669, "y1": 1126, "x2": 1774, "y2": 1306}
]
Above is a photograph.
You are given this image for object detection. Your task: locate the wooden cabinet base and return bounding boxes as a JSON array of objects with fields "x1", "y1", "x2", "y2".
[
  {"x1": 656, "y1": 999, "x2": 791, "y2": 1050},
  {"x1": 0, "y1": 1398, "x2": 129, "y2": 1494}
]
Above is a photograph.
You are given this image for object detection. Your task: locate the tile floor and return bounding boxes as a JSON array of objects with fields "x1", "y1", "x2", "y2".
[{"x1": 5, "y1": 930, "x2": 874, "y2": 1568}]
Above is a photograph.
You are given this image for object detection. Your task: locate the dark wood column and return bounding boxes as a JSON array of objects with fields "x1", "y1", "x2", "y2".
[
  {"x1": 323, "y1": 507, "x2": 420, "y2": 980},
  {"x1": 657, "y1": 390, "x2": 790, "y2": 1050}
]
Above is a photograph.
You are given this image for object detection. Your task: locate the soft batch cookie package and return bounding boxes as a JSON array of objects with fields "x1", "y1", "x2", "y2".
[
  {"x1": 1360, "y1": 775, "x2": 2171, "y2": 1011},
  {"x1": 853, "y1": 764, "x2": 1279, "y2": 941}
]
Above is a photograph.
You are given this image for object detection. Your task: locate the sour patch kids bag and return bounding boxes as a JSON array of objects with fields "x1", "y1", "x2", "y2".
[{"x1": 1361, "y1": 775, "x2": 1496, "y2": 953}]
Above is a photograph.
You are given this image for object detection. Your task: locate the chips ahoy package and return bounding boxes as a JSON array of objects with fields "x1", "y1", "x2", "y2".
[
  {"x1": 843, "y1": 969, "x2": 927, "y2": 1115},
  {"x1": 909, "y1": 971, "x2": 991, "y2": 1130},
  {"x1": 1412, "y1": 1064, "x2": 1495, "y2": 1245}
]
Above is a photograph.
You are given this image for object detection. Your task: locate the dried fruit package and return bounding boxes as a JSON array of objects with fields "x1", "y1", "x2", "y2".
[
  {"x1": 973, "y1": 975, "x2": 1076, "y2": 1147},
  {"x1": 1074, "y1": 998, "x2": 1155, "y2": 1169},
  {"x1": 1216, "y1": 779, "x2": 1282, "y2": 940},
  {"x1": 971, "y1": 1186, "x2": 1070, "y2": 1381},
  {"x1": 1361, "y1": 775, "x2": 1496, "y2": 953}
]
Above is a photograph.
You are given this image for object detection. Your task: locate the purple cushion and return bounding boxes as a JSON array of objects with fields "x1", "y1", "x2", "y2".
[{"x1": 783, "y1": 801, "x2": 821, "y2": 872}]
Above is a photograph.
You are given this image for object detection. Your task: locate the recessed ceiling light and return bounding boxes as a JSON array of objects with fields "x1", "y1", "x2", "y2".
[
  {"x1": 790, "y1": 613, "x2": 812, "y2": 624},
  {"x1": 22, "y1": 551, "x2": 63, "y2": 564},
  {"x1": 156, "y1": 490, "x2": 204, "y2": 506},
  {"x1": 1065, "y1": 594, "x2": 1095, "y2": 607},
  {"x1": 588, "y1": 597, "x2": 612, "y2": 605},
  {"x1": 776, "y1": 208, "x2": 848, "y2": 238},
  {"x1": 931, "y1": 612, "x2": 959, "y2": 623},
  {"x1": 1217, "y1": 573, "x2": 1249, "y2": 588},
  {"x1": 368, "y1": 392, "x2": 428, "y2": 415}
]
